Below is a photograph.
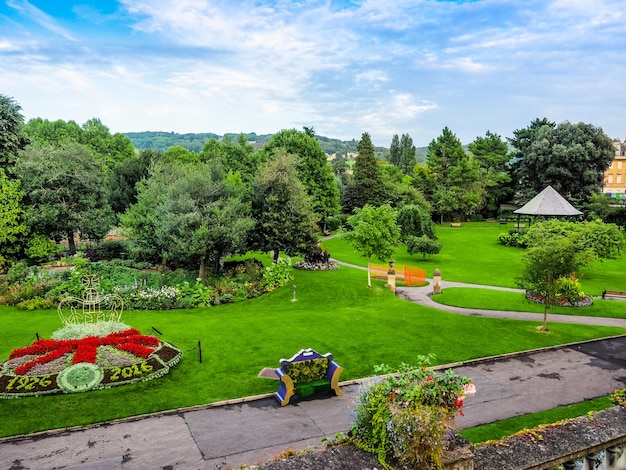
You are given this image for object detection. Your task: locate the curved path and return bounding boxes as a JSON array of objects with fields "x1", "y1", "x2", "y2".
[{"x1": 332, "y1": 258, "x2": 626, "y2": 329}]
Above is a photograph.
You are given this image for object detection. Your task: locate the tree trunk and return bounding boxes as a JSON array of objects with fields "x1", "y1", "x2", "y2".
[
  {"x1": 67, "y1": 230, "x2": 77, "y2": 255},
  {"x1": 367, "y1": 257, "x2": 372, "y2": 287},
  {"x1": 198, "y1": 257, "x2": 207, "y2": 281},
  {"x1": 273, "y1": 249, "x2": 279, "y2": 263}
]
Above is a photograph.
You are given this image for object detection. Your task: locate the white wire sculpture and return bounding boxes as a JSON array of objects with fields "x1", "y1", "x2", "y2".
[{"x1": 57, "y1": 275, "x2": 124, "y2": 325}]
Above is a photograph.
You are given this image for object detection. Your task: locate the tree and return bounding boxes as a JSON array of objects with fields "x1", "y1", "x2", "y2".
[
  {"x1": 399, "y1": 133, "x2": 417, "y2": 176},
  {"x1": 15, "y1": 142, "x2": 114, "y2": 254},
  {"x1": 406, "y1": 235, "x2": 442, "y2": 260},
  {"x1": 0, "y1": 94, "x2": 27, "y2": 171},
  {"x1": 200, "y1": 134, "x2": 260, "y2": 187},
  {"x1": 258, "y1": 129, "x2": 340, "y2": 228},
  {"x1": 510, "y1": 119, "x2": 614, "y2": 206},
  {"x1": 467, "y1": 131, "x2": 512, "y2": 217},
  {"x1": 388, "y1": 134, "x2": 400, "y2": 167},
  {"x1": 517, "y1": 219, "x2": 622, "y2": 330},
  {"x1": 426, "y1": 127, "x2": 484, "y2": 222},
  {"x1": 120, "y1": 160, "x2": 254, "y2": 277},
  {"x1": 0, "y1": 168, "x2": 28, "y2": 259},
  {"x1": 342, "y1": 132, "x2": 384, "y2": 212},
  {"x1": 108, "y1": 149, "x2": 160, "y2": 217},
  {"x1": 24, "y1": 117, "x2": 134, "y2": 170},
  {"x1": 249, "y1": 150, "x2": 319, "y2": 263},
  {"x1": 397, "y1": 205, "x2": 437, "y2": 241},
  {"x1": 343, "y1": 204, "x2": 401, "y2": 287}
]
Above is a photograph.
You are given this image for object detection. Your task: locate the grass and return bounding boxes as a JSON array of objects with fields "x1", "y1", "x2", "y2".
[
  {"x1": 1, "y1": 221, "x2": 625, "y2": 441},
  {"x1": 1, "y1": 264, "x2": 624, "y2": 438},
  {"x1": 460, "y1": 395, "x2": 615, "y2": 444},
  {"x1": 432, "y1": 288, "x2": 626, "y2": 319},
  {"x1": 322, "y1": 221, "x2": 626, "y2": 295}
]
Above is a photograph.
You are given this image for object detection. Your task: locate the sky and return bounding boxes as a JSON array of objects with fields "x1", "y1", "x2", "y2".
[{"x1": 1, "y1": 0, "x2": 625, "y2": 147}]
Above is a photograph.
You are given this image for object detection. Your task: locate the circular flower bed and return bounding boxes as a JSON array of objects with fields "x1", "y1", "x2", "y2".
[
  {"x1": 293, "y1": 261, "x2": 339, "y2": 271},
  {"x1": 0, "y1": 322, "x2": 182, "y2": 398},
  {"x1": 526, "y1": 292, "x2": 593, "y2": 307}
]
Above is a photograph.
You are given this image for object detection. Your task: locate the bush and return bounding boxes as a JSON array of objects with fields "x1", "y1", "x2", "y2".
[
  {"x1": 406, "y1": 236, "x2": 442, "y2": 260},
  {"x1": 93, "y1": 240, "x2": 129, "y2": 261},
  {"x1": 16, "y1": 297, "x2": 55, "y2": 310},
  {"x1": 324, "y1": 216, "x2": 342, "y2": 232},
  {"x1": 498, "y1": 231, "x2": 528, "y2": 248},
  {"x1": 262, "y1": 257, "x2": 293, "y2": 291}
]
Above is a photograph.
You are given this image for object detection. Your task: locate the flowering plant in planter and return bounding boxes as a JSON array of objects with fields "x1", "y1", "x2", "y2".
[{"x1": 351, "y1": 355, "x2": 475, "y2": 470}]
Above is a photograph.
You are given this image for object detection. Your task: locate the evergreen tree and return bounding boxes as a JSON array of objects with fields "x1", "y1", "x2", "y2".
[
  {"x1": 388, "y1": 134, "x2": 400, "y2": 167},
  {"x1": 0, "y1": 94, "x2": 27, "y2": 172},
  {"x1": 399, "y1": 133, "x2": 417, "y2": 176},
  {"x1": 342, "y1": 132, "x2": 384, "y2": 212}
]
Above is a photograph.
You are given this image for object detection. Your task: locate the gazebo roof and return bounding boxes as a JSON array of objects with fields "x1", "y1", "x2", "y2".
[{"x1": 513, "y1": 186, "x2": 583, "y2": 217}]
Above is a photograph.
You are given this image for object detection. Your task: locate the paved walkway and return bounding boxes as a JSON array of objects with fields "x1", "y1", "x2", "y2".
[{"x1": 1, "y1": 280, "x2": 625, "y2": 470}]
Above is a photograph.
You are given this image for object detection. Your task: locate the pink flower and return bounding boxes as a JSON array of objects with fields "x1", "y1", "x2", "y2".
[{"x1": 462, "y1": 383, "x2": 476, "y2": 395}]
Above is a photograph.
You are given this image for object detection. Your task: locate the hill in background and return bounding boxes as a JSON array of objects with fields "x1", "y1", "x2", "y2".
[{"x1": 124, "y1": 131, "x2": 427, "y2": 162}]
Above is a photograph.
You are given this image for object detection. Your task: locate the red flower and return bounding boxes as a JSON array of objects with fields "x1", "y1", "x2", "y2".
[{"x1": 10, "y1": 329, "x2": 160, "y2": 375}]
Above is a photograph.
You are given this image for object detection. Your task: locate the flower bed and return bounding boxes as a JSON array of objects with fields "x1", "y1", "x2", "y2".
[
  {"x1": 0, "y1": 323, "x2": 182, "y2": 398},
  {"x1": 526, "y1": 292, "x2": 593, "y2": 307},
  {"x1": 293, "y1": 260, "x2": 339, "y2": 271}
]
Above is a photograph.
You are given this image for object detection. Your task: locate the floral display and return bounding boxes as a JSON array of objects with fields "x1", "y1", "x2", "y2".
[
  {"x1": 351, "y1": 356, "x2": 475, "y2": 470},
  {"x1": 0, "y1": 322, "x2": 182, "y2": 398}
]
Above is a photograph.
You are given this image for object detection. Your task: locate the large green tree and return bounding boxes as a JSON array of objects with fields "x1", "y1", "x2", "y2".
[
  {"x1": 200, "y1": 134, "x2": 260, "y2": 187},
  {"x1": 15, "y1": 142, "x2": 114, "y2": 253},
  {"x1": 388, "y1": 134, "x2": 401, "y2": 167},
  {"x1": 518, "y1": 219, "x2": 623, "y2": 330},
  {"x1": 509, "y1": 119, "x2": 614, "y2": 206},
  {"x1": 0, "y1": 168, "x2": 28, "y2": 261},
  {"x1": 24, "y1": 117, "x2": 134, "y2": 170},
  {"x1": 259, "y1": 129, "x2": 339, "y2": 228},
  {"x1": 342, "y1": 132, "x2": 384, "y2": 212},
  {"x1": 0, "y1": 94, "x2": 27, "y2": 171},
  {"x1": 399, "y1": 133, "x2": 417, "y2": 176},
  {"x1": 120, "y1": 160, "x2": 253, "y2": 276},
  {"x1": 249, "y1": 150, "x2": 319, "y2": 263},
  {"x1": 426, "y1": 127, "x2": 484, "y2": 222},
  {"x1": 343, "y1": 204, "x2": 401, "y2": 287},
  {"x1": 108, "y1": 149, "x2": 161, "y2": 217},
  {"x1": 467, "y1": 131, "x2": 512, "y2": 217}
]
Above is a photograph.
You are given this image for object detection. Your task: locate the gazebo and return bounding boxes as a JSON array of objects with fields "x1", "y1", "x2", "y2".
[{"x1": 513, "y1": 186, "x2": 582, "y2": 227}]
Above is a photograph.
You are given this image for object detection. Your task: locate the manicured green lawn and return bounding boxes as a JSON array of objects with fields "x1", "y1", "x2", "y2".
[
  {"x1": 1, "y1": 264, "x2": 624, "y2": 438},
  {"x1": 322, "y1": 221, "x2": 626, "y2": 295},
  {"x1": 460, "y1": 395, "x2": 615, "y2": 444},
  {"x1": 432, "y1": 288, "x2": 626, "y2": 319}
]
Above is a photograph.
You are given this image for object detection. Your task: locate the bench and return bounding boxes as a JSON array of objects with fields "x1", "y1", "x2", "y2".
[
  {"x1": 602, "y1": 290, "x2": 626, "y2": 300},
  {"x1": 450, "y1": 222, "x2": 462, "y2": 228},
  {"x1": 274, "y1": 348, "x2": 343, "y2": 406}
]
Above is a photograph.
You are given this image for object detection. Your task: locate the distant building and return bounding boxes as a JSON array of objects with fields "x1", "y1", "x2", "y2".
[{"x1": 603, "y1": 139, "x2": 626, "y2": 200}]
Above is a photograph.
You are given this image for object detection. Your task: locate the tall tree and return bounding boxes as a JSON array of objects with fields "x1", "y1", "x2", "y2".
[
  {"x1": 15, "y1": 142, "x2": 114, "y2": 253},
  {"x1": 0, "y1": 168, "x2": 28, "y2": 260},
  {"x1": 24, "y1": 117, "x2": 134, "y2": 170},
  {"x1": 200, "y1": 134, "x2": 260, "y2": 187},
  {"x1": 249, "y1": 150, "x2": 318, "y2": 263},
  {"x1": 388, "y1": 134, "x2": 401, "y2": 167},
  {"x1": 0, "y1": 94, "x2": 27, "y2": 171},
  {"x1": 467, "y1": 131, "x2": 512, "y2": 217},
  {"x1": 259, "y1": 129, "x2": 340, "y2": 228},
  {"x1": 427, "y1": 127, "x2": 484, "y2": 222},
  {"x1": 399, "y1": 133, "x2": 417, "y2": 176},
  {"x1": 343, "y1": 204, "x2": 401, "y2": 287},
  {"x1": 108, "y1": 149, "x2": 161, "y2": 217},
  {"x1": 509, "y1": 119, "x2": 614, "y2": 206},
  {"x1": 120, "y1": 160, "x2": 253, "y2": 276},
  {"x1": 342, "y1": 132, "x2": 384, "y2": 212}
]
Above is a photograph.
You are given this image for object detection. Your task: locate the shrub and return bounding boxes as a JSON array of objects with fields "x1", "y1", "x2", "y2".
[
  {"x1": 325, "y1": 216, "x2": 342, "y2": 232},
  {"x1": 498, "y1": 231, "x2": 528, "y2": 248},
  {"x1": 93, "y1": 240, "x2": 129, "y2": 261},
  {"x1": 406, "y1": 236, "x2": 442, "y2": 260},
  {"x1": 16, "y1": 297, "x2": 55, "y2": 310},
  {"x1": 351, "y1": 356, "x2": 474, "y2": 470},
  {"x1": 262, "y1": 257, "x2": 293, "y2": 291}
]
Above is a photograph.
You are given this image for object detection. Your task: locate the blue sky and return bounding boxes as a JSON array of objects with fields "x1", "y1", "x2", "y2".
[{"x1": 1, "y1": 0, "x2": 625, "y2": 146}]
